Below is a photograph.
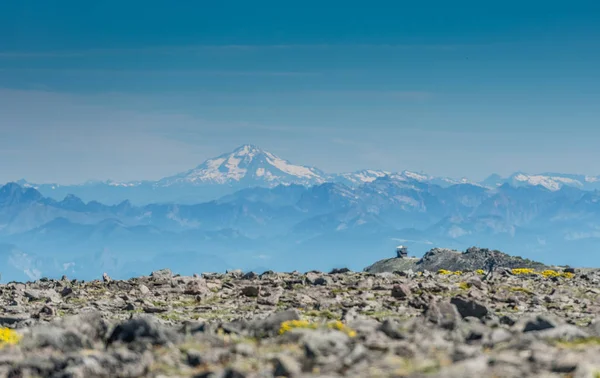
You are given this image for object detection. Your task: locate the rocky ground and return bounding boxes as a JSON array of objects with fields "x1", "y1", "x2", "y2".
[{"x1": 1, "y1": 265, "x2": 600, "y2": 377}]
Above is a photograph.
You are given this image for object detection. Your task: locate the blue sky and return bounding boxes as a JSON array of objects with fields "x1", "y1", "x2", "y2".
[{"x1": 1, "y1": 0, "x2": 599, "y2": 184}]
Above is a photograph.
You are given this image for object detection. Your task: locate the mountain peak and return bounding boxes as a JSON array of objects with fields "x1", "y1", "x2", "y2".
[
  {"x1": 231, "y1": 144, "x2": 264, "y2": 156},
  {"x1": 156, "y1": 144, "x2": 327, "y2": 187},
  {"x1": 0, "y1": 182, "x2": 43, "y2": 206}
]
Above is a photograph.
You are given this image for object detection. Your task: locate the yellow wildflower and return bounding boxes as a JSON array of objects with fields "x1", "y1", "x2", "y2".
[
  {"x1": 542, "y1": 270, "x2": 561, "y2": 278},
  {"x1": 278, "y1": 320, "x2": 356, "y2": 338},
  {"x1": 512, "y1": 268, "x2": 536, "y2": 275},
  {"x1": 476, "y1": 269, "x2": 485, "y2": 275},
  {"x1": 0, "y1": 328, "x2": 21, "y2": 347},
  {"x1": 438, "y1": 269, "x2": 463, "y2": 276},
  {"x1": 278, "y1": 319, "x2": 317, "y2": 335}
]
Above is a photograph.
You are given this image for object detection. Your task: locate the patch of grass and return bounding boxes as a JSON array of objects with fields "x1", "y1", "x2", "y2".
[
  {"x1": 553, "y1": 337, "x2": 600, "y2": 349},
  {"x1": 196, "y1": 308, "x2": 235, "y2": 321},
  {"x1": 67, "y1": 297, "x2": 88, "y2": 305},
  {"x1": 303, "y1": 309, "x2": 340, "y2": 320},
  {"x1": 509, "y1": 287, "x2": 534, "y2": 295},
  {"x1": 361, "y1": 310, "x2": 410, "y2": 321},
  {"x1": 172, "y1": 299, "x2": 199, "y2": 308},
  {"x1": 158, "y1": 312, "x2": 181, "y2": 321}
]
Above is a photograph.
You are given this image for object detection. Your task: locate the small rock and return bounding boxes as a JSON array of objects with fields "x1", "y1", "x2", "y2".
[
  {"x1": 150, "y1": 268, "x2": 173, "y2": 279},
  {"x1": 139, "y1": 285, "x2": 150, "y2": 296},
  {"x1": 107, "y1": 315, "x2": 180, "y2": 346},
  {"x1": 521, "y1": 315, "x2": 560, "y2": 332},
  {"x1": 185, "y1": 280, "x2": 209, "y2": 295},
  {"x1": 450, "y1": 296, "x2": 489, "y2": 319},
  {"x1": 241, "y1": 286, "x2": 260, "y2": 297},
  {"x1": 24, "y1": 289, "x2": 42, "y2": 300},
  {"x1": 102, "y1": 272, "x2": 111, "y2": 283},
  {"x1": 242, "y1": 271, "x2": 258, "y2": 280},
  {"x1": 187, "y1": 349, "x2": 204, "y2": 367},
  {"x1": 330, "y1": 268, "x2": 351, "y2": 274},
  {"x1": 426, "y1": 301, "x2": 461, "y2": 330},
  {"x1": 313, "y1": 276, "x2": 333, "y2": 286},
  {"x1": 273, "y1": 355, "x2": 301, "y2": 377},
  {"x1": 391, "y1": 284, "x2": 411, "y2": 299}
]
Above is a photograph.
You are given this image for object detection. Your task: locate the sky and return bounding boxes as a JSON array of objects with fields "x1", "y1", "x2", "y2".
[{"x1": 1, "y1": 0, "x2": 599, "y2": 184}]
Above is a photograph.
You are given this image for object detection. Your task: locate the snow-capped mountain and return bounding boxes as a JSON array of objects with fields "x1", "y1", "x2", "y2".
[
  {"x1": 388, "y1": 171, "x2": 477, "y2": 188},
  {"x1": 484, "y1": 172, "x2": 600, "y2": 191},
  {"x1": 156, "y1": 144, "x2": 328, "y2": 187},
  {"x1": 334, "y1": 170, "x2": 391, "y2": 186},
  {"x1": 12, "y1": 144, "x2": 600, "y2": 206}
]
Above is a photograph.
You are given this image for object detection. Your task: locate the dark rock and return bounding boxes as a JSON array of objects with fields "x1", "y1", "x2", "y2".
[
  {"x1": 450, "y1": 296, "x2": 489, "y2": 319},
  {"x1": 60, "y1": 286, "x2": 73, "y2": 297},
  {"x1": 241, "y1": 286, "x2": 260, "y2": 297},
  {"x1": 242, "y1": 271, "x2": 258, "y2": 280},
  {"x1": 313, "y1": 277, "x2": 332, "y2": 286},
  {"x1": 329, "y1": 268, "x2": 351, "y2": 274},
  {"x1": 223, "y1": 368, "x2": 246, "y2": 378},
  {"x1": 107, "y1": 316, "x2": 179, "y2": 346},
  {"x1": 391, "y1": 284, "x2": 411, "y2": 299},
  {"x1": 123, "y1": 303, "x2": 136, "y2": 311},
  {"x1": 187, "y1": 349, "x2": 204, "y2": 367},
  {"x1": 499, "y1": 315, "x2": 516, "y2": 326},
  {"x1": 521, "y1": 315, "x2": 560, "y2": 333}
]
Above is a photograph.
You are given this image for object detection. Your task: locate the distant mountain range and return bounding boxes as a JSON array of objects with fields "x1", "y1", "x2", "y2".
[
  {"x1": 2, "y1": 158, "x2": 600, "y2": 282},
  {"x1": 15, "y1": 144, "x2": 600, "y2": 206}
]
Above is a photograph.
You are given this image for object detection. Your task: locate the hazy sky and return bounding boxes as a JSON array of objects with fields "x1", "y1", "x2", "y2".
[{"x1": 1, "y1": 0, "x2": 599, "y2": 184}]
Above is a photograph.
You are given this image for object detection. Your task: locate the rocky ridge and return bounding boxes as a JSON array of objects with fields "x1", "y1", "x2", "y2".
[
  {"x1": 364, "y1": 247, "x2": 551, "y2": 274},
  {"x1": 1, "y1": 266, "x2": 600, "y2": 377}
]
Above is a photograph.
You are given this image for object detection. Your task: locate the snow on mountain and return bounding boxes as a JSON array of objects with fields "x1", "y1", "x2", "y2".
[
  {"x1": 156, "y1": 144, "x2": 328, "y2": 187},
  {"x1": 334, "y1": 170, "x2": 391, "y2": 186},
  {"x1": 511, "y1": 173, "x2": 582, "y2": 191},
  {"x1": 387, "y1": 171, "x2": 477, "y2": 188},
  {"x1": 501, "y1": 172, "x2": 600, "y2": 191}
]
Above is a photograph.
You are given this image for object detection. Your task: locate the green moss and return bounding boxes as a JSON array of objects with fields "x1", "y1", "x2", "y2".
[
  {"x1": 553, "y1": 337, "x2": 600, "y2": 349},
  {"x1": 158, "y1": 312, "x2": 181, "y2": 321},
  {"x1": 509, "y1": 287, "x2": 534, "y2": 295},
  {"x1": 361, "y1": 310, "x2": 409, "y2": 321},
  {"x1": 172, "y1": 299, "x2": 200, "y2": 308},
  {"x1": 67, "y1": 297, "x2": 88, "y2": 305}
]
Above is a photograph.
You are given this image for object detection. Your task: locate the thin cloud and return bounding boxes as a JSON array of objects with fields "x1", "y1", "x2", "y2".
[
  {"x1": 0, "y1": 67, "x2": 318, "y2": 77},
  {"x1": 305, "y1": 90, "x2": 433, "y2": 100},
  {"x1": 0, "y1": 43, "x2": 486, "y2": 59}
]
